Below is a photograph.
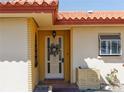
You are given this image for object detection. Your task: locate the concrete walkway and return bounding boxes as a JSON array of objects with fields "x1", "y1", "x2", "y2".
[
  {"x1": 34, "y1": 80, "x2": 124, "y2": 92},
  {"x1": 112, "y1": 84, "x2": 124, "y2": 92}
]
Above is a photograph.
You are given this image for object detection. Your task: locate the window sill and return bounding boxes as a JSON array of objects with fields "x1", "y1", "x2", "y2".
[{"x1": 99, "y1": 55, "x2": 121, "y2": 56}]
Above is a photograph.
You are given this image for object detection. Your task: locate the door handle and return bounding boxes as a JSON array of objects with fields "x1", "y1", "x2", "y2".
[{"x1": 62, "y1": 58, "x2": 64, "y2": 63}]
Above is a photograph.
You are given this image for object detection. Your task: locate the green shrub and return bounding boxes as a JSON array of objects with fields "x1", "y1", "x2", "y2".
[{"x1": 106, "y1": 68, "x2": 120, "y2": 87}]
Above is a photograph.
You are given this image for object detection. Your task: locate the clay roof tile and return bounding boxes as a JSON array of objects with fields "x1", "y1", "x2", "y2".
[
  {"x1": 0, "y1": 0, "x2": 58, "y2": 6},
  {"x1": 58, "y1": 11, "x2": 124, "y2": 20}
]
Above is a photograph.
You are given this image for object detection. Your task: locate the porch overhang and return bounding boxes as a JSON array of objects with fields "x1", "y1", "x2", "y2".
[
  {"x1": 0, "y1": 13, "x2": 53, "y2": 27},
  {"x1": 0, "y1": 0, "x2": 58, "y2": 26}
]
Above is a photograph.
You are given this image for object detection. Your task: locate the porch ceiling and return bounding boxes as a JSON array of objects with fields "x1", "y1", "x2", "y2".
[{"x1": 0, "y1": 13, "x2": 53, "y2": 27}]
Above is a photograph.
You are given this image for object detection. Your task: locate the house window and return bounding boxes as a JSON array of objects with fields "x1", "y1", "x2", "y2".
[{"x1": 99, "y1": 34, "x2": 121, "y2": 56}]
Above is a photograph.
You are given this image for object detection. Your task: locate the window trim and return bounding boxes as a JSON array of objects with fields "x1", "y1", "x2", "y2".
[{"x1": 99, "y1": 37, "x2": 122, "y2": 56}]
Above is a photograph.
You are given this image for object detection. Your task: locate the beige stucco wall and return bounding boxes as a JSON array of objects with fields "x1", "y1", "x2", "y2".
[
  {"x1": 0, "y1": 18, "x2": 28, "y2": 91},
  {"x1": 71, "y1": 26, "x2": 124, "y2": 84}
]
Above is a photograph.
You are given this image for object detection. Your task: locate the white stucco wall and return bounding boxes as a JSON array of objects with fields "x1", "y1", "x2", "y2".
[
  {"x1": 0, "y1": 18, "x2": 28, "y2": 92},
  {"x1": 71, "y1": 26, "x2": 124, "y2": 84}
]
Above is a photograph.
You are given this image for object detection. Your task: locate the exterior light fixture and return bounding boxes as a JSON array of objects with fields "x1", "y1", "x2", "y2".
[{"x1": 52, "y1": 30, "x2": 56, "y2": 38}]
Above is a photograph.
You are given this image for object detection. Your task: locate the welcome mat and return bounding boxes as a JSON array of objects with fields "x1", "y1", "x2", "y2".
[{"x1": 52, "y1": 86, "x2": 79, "y2": 92}]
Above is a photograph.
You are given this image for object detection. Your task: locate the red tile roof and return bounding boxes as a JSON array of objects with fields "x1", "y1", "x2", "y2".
[
  {"x1": 56, "y1": 11, "x2": 124, "y2": 25},
  {"x1": 0, "y1": 0, "x2": 124, "y2": 25},
  {"x1": 0, "y1": 0, "x2": 58, "y2": 13},
  {"x1": 0, "y1": 0, "x2": 58, "y2": 6},
  {"x1": 58, "y1": 11, "x2": 124, "y2": 20}
]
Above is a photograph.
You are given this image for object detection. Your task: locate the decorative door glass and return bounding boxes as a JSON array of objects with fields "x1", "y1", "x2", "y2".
[{"x1": 45, "y1": 36, "x2": 64, "y2": 79}]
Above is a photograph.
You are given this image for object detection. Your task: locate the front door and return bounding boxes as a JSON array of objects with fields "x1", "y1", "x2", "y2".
[
  {"x1": 45, "y1": 35, "x2": 64, "y2": 79},
  {"x1": 39, "y1": 30, "x2": 70, "y2": 81}
]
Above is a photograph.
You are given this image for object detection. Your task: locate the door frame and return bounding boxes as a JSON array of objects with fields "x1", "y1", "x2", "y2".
[{"x1": 38, "y1": 30, "x2": 70, "y2": 82}]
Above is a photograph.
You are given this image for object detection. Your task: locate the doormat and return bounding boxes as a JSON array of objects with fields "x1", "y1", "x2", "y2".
[
  {"x1": 34, "y1": 85, "x2": 48, "y2": 92},
  {"x1": 52, "y1": 87, "x2": 79, "y2": 92}
]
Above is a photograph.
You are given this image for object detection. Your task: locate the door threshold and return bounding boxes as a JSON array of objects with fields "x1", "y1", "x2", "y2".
[{"x1": 45, "y1": 78, "x2": 64, "y2": 80}]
